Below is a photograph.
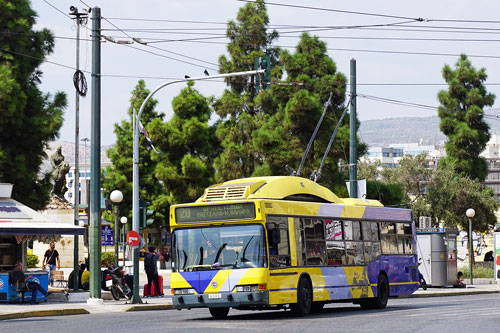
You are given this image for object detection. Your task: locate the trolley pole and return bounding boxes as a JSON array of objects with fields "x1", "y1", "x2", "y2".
[{"x1": 349, "y1": 58, "x2": 358, "y2": 198}]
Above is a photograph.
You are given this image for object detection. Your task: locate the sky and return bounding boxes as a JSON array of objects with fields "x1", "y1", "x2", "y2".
[{"x1": 31, "y1": 0, "x2": 500, "y2": 145}]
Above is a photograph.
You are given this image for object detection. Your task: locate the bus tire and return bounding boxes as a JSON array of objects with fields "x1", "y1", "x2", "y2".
[
  {"x1": 360, "y1": 274, "x2": 389, "y2": 310},
  {"x1": 209, "y1": 307, "x2": 229, "y2": 319},
  {"x1": 291, "y1": 277, "x2": 312, "y2": 317}
]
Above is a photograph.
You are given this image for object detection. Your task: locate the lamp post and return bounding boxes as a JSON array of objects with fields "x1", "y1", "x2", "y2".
[
  {"x1": 466, "y1": 208, "x2": 475, "y2": 285},
  {"x1": 110, "y1": 190, "x2": 123, "y2": 267},
  {"x1": 120, "y1": 216, "x2": 127, "y2": 266},
  {"x1": 131, "y1": 69, "x2": 264, "y2": 304}
]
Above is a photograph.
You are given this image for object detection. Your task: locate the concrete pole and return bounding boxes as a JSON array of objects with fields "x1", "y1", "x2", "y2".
[
  {"x1": 72, "y1": 13, "x2": 81, "y2": 292},
  {"x1": 88, "y1": 7, "x2": 102, "y2": 303},
  {"x1": 349, "y1": 58, "x2": 358, "y2": 198}
]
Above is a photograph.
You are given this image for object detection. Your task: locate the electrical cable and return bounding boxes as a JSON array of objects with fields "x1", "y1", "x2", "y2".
[
  {"x1": 73, "y1": 69, "x2": 88, "y2": 96},
  {"x1": 237, "y1": 0, "x2": 423, "y2": 21}
]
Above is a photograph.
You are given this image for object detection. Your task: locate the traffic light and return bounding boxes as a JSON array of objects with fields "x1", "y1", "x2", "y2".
[
  {"x1": 139, "y1": 199, "x2": 155, "y2": 229},
  {"x1": 255, "y1": 56, "x2": 271, "y2": 92}
]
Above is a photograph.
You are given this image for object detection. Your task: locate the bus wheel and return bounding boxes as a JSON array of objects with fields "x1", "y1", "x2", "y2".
[
  {"x1": 291, "y1": 278, "x2": 312, "y2": 317},
  {"x1": 209, "y1": 307, "x2": 229, "y2": 319},
  {"x1": 360, "y1": 274, "x2": 389, "y2": 310}
]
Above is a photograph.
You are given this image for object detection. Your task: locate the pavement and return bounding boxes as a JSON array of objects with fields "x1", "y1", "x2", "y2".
[{"x1": 1, "y1": 269, "x2": 499, "y2": 321}]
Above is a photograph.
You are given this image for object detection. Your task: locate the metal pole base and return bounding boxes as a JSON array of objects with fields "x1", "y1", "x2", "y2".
[
  {"x1": 86, "y1": 298, "x2": 104, "y2": 305},
  {"x1": 131, "y1": 294, "x2": 143, "y2": 304}
]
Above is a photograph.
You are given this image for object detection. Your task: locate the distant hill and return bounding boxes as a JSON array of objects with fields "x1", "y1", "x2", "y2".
[{"x1": 359, "y1": 116, "x2": 500, "y2": 147}]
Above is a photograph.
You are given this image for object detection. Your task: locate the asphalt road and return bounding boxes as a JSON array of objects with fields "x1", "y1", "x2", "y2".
[{"x1": 2, "y1": 294, "x2": 500, "y2": 332}]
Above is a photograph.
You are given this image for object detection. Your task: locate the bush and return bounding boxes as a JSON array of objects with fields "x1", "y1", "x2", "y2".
[
  {"x1": 461, "y1": 263, "x2": 494, "y2": 279},
  {"x1": 101, "y1": 252, "x2": 115, "y2": 267},
  {"x1": 27, "y1": 254, "x2": 39, "y2": 268}
]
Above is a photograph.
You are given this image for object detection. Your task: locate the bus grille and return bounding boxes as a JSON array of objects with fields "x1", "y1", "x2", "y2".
[{"x1": 204, "y1": 186, "x2": 247, "y2": 201}]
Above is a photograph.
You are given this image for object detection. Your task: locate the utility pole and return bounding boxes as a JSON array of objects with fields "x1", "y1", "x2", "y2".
[
  {"x1": 88, "y1": 7, "x2": 102, "y2": 304},
  {"x1": 349, "y1": 58, "x2": 358, "y2": 198},
  {"x1": 69, "y1": 5, "x2": 88, "y2": 293}
]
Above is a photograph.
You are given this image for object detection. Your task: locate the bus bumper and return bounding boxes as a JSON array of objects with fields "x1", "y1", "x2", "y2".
[{"x1": 173, "y1": 291, "x2": 269, "y2": 309}]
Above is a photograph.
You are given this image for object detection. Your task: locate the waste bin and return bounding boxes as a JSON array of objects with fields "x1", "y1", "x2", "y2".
[{"x1": 417, "y1": 228, "x2": 458, "y2": 287}]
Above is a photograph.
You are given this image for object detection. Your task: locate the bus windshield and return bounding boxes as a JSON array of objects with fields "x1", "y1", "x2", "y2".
[{"x1": 172, "y1": 224, "x2": 266, "y2": 272}]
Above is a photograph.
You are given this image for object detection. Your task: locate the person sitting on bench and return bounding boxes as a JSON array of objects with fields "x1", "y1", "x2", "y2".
[{"x1": 10, "y1": 262, "x2": 49, "y2": 304}]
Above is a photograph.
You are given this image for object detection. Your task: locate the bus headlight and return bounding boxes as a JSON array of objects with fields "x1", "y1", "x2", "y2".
[
  {"x1": 173, "y1": 288, "x2": 195, "y2": 295},
  {"x1": 235, "y1": 284, "x2": 266, "y2": 292}
]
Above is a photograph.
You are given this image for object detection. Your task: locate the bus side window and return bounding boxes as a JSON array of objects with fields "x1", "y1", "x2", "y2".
[{"x1": 267, "y1": 218, "x2": 291, "y2": 268}]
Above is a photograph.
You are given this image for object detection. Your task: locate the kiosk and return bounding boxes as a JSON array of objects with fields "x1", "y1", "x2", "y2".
[{"x1": 417, "y1": 228, "x2": 459, "y2": 287}]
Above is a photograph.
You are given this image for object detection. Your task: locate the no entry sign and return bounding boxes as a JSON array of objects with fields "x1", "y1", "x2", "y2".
[{"x1": 127, "y1": 231, "x2": 140, "y2": 247}]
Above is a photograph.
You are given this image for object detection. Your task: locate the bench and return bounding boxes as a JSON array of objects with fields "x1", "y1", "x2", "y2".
[{"x1": 51, "y1": 270, "x2": 68, "y2": 289}]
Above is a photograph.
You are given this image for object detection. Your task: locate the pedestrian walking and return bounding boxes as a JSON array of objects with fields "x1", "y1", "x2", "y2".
[{"x1": 42, "y1": 242, "x2": 60, "y2": 287}]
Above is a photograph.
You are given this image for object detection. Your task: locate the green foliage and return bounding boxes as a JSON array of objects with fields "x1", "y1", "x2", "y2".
[
  {"x1": 101, "y1": 252, "x2": 114, "y2": 267},
  {"x1": 0, "y1": 0, "x2": 66, "y2": 209},
  {"x1": 214, "y1": 0, "x2": 279, "y2": 181},
  {"x1": 427, "y1": 164, "x2": 498, "y2": 232},
  {"x1": 102, "y1": 80, "x2": 165, "y2": 227},
  {"x1": 438, "y1": 54, "x2": 495, "y2": 181},
  {"x1": 460, "y1": 263, "x2": 494, "y2": 279},
  {"x1": 26, "y1": 254, "x2": 39, "y2": 268},
  {"x1": 153, "y1": 82, "x2": 216, "y2": 205},
  {"x1": 382, "y1": 153, "x2": 434, "y2": 202},
  {"x1": 365, "y1": 181, "x2": 404, "y2": 207}
]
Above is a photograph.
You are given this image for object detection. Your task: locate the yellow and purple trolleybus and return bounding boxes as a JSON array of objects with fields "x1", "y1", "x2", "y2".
[{"x1": 170, "y1": 176, "x2": 418, "y2": 318}]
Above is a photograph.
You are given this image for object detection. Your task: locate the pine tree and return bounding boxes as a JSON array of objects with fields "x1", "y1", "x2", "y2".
[
  {"x1": 214, "y1": 0, "x2": 279, "y2": 181},
  {"x1": 102, "y1": 81, "x2": 165, "y2": 225},
  {"x1": 438, "y1": 54, "x2": 495, "y2": 181},
  {"x1": 0, "y1": 0, "x2": 66, "y2": 209},
  {"x1": 254, "y1": 33, "x2": 367, "y2": 194},
  {"x1": 152, "y1": 81, "x2": 216, "y2": 205}
]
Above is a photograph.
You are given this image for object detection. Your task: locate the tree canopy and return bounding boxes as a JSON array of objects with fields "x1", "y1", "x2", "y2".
[
  {"x1": 438, "y1": 54, "x2": 495, "y2": 181},
  {"x1": 0, "y1": 0, "x2": 66, "y2": 209}
]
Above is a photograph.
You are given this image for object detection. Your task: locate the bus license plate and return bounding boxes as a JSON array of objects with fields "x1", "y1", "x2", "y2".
[{"x1": 208, "y1": 293, "x2": 221, "y2": 299}]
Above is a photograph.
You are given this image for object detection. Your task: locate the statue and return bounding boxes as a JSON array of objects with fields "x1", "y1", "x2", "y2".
[{"x1": 50, "y1": 146, "x2": 70, "y2": 198}]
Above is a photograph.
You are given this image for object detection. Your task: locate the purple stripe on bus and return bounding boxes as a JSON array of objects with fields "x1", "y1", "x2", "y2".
[
  {"x1": 362, "y1": 207, "x2": 412, "y2": 221},
  {"x1": 317, "y1": 204, "x2": 345, "y2": 218}
]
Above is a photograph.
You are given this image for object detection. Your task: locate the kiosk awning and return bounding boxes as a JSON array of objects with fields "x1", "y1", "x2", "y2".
[{"x1": 0, "y1": 198, "x2": 85, "y2": 236}]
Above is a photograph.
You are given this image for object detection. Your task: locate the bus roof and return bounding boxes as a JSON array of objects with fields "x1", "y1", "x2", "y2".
[{"x1": 197, "y1": 176, "x2": 383, "y2": 207}]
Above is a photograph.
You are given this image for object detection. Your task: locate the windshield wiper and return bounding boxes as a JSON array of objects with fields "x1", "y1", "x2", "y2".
[{"x1": 213, "y1": 243, "x2": 227, "y2": 265}]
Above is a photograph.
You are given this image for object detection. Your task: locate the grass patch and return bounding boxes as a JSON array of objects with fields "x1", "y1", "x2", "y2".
[{"x1": 459, "y1": 262, "x2": 494, "y2": 279}]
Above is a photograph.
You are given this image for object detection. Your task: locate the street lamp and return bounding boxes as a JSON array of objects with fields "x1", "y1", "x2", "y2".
[
  {"x1": 110, "y1": 190, "x2": 123, "y2": 267},
  {"x1": 120, "y1": 216, "x2": 127, "y2": 267},
  {"x1": 466, "y1": 208, "x2": 475, "y2": 285},
  {"x1": 131, "y1": 69, "x2": 264, "y2": 304}
]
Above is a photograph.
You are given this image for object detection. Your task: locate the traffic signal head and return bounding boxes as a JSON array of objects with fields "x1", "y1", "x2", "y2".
[
  {"x1": 139, "y1": 199, "x2": 155, "y2": 229},
  {"x1": 255, "y1": 56, "x2": 271, "y2": 92}
]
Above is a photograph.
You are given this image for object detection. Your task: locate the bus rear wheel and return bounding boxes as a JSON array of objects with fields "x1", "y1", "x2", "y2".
[
  {"x1": 209, "y1": 307, "x2": 229, "y2": 319},
  {"x1": 291, "y1": 277, "x2": 312, "y2": 317},
  {"x1": 360, "y1": 274, "x2": 389, "y2": 310}
]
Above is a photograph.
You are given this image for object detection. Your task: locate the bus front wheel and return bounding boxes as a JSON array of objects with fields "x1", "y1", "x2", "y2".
[
  {"x1": 291, "y1": 277, "x2": 312, "y2": 317},
  {"x1": 209, "y1": 307, "x2": 229, "y2": 319}
]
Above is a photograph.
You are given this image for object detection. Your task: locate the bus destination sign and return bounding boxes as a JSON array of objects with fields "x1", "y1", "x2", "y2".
[{"x1": 175, "y1": 203, "x2": 255, "y2": 223}]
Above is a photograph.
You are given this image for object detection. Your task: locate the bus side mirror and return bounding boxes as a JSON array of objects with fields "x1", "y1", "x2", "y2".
[{"x1": 272, "y1": 228, "x2": 281, "y2": 245}]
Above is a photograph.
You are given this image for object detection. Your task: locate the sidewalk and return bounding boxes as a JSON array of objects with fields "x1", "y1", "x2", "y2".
[{"x1": 1, "y1": 273, "x2": 499, "y2": 321}]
